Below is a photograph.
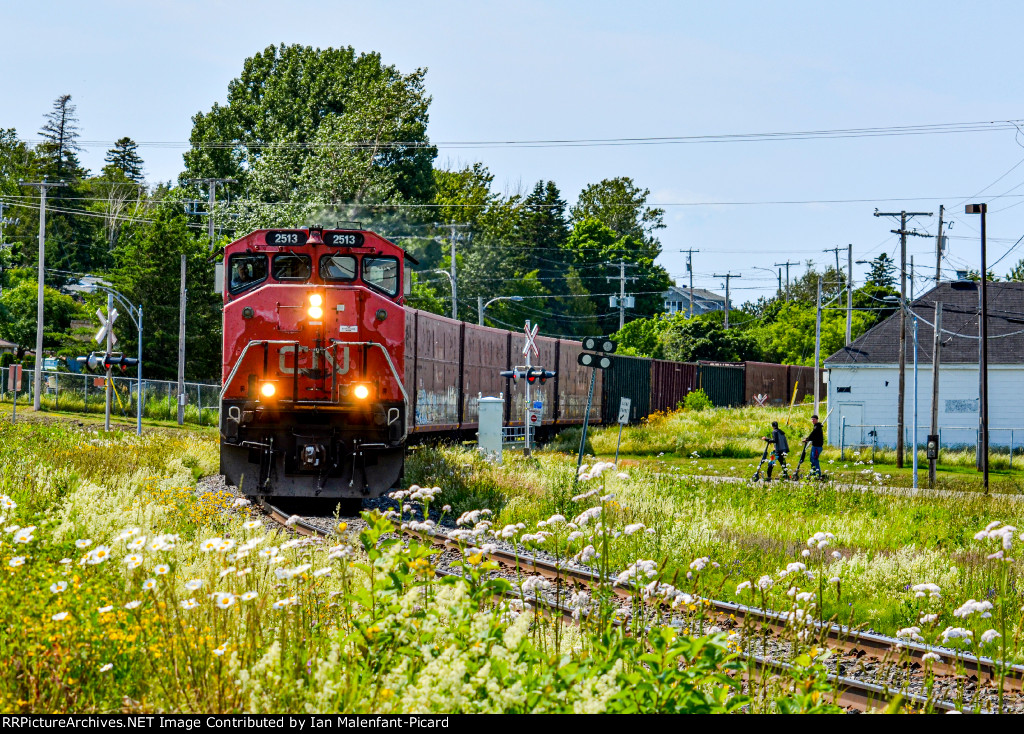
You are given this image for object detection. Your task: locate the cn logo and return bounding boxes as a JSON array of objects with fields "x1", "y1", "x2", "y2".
[{"x1": 278, "y1": 345, "x2": 350, "y2": 376}]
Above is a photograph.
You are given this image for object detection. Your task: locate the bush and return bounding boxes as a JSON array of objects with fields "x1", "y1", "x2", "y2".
[
  {"x1": 684, "y1": 388, "x2": 712, "y2": 412},
  {"x1": 0, "y1": 353, "x2": 14, "y2": 368}
]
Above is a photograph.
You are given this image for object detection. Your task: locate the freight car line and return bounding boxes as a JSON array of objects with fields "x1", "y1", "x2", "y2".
[{"x1": 256, "y1": 501, "x2": 996, "y2": 709}]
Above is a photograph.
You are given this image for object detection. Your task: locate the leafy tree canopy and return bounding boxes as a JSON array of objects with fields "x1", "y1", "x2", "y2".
[{"x1": 0, "y1": 281, "x2": 85, "y2": 357}]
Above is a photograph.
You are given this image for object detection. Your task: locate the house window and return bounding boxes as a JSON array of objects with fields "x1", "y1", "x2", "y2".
[{"x1": 836, "y1": 386, "x2": 851, "y2": 393}]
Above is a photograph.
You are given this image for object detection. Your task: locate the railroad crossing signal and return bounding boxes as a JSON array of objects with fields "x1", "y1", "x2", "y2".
[
  {"x1": 578, "y1": 336, "x2": 616, "y2": 370},
  {"x1": 526, "y1": 367, "x2": 555, "y2": 385},
  {"x1": 95, "y1": 306, "x2": 119, "y2": 347},
  {"x1": 77, "y1": 352, "x2": 138, "y2": 372},
  {"x1": 581, "y1": 336, "x2": 617, "y2": 354}
]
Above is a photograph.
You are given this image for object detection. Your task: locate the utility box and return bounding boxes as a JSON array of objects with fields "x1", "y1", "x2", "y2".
[
  {"x1": 926, "y1": 434, "x2": 939, "y2": 460},
  {"x1": 477, "y1": 395, "x2": 504, "y2": 464}
]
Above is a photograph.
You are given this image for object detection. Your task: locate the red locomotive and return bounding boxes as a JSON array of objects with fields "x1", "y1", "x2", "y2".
[{"x1": 219, "y1": 226, "x2": 410, "y2": 508}]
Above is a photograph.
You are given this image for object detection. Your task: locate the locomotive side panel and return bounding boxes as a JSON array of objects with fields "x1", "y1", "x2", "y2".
[{"x1": 411, "y1": 310, "x2": 461, "y2": 432}]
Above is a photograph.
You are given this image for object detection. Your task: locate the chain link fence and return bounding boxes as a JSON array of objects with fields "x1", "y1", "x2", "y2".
[{"x1": 0, "y1": 367, "x2": 221, "y2": 427}]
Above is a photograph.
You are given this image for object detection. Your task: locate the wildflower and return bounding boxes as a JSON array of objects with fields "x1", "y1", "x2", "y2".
[
  {"x1": 8, "y1": 557, "x2": 25, "y2": 568},
  {"x1": 285, "y1": 515, "x2": 301, "y2": 527},
  {"x1": 52, "y1": 612, "x2": 69, "y2": 621},
  {"x1": 522, "y1": 577, "x2": 551, "y2": 594},
  {"x1": 99, "y1": 663, "x2": 113, "y2": 673},
  {"x1": 831, "y1": 551, "x2": 842, "y2": 560},
  {"x1": 59, "y1": 559, "x2": 72, "y2": 565},
  {"x1": 114, "y1": 528, "x2": 140, "y2": 542},
  {"x1": 212, "y1": 592, "x2": 235, "y2": 609},
  {"x1": 154, "y1": 564, "x2": 169, "y2": 575},
  {"x1": 545, "y1": 514, "x2": 566, "y2": 526},
  {"x1": 574, "y1": 545, "x2": 598, "y2": 564},
  {"x1": 272, "y1": 596, "x2": 298, "y2": 610},
  {"x1": 141, "y1": 578, "x2": 157, "y2": 591},
  {"x1": 123, "y1": 554, "x2": 143, "y2": 569},
  {"x1": 920, "y1": 613, "x2": 938, "y2": 624},
  {"x1": 213, "y1": 643, "x2": 229, "y2": 657},
  {"x1": 127, "y1": 537, "x2": 146, "y2": 551},
  {"x1": 0, "y1": 495, "x2": 15, "y2": 510},
  {"x1": 200, "y1": 538, "x2": 222, "y2": 552},
  {"x1": 313, "y1": 567, "x2": 331, "y2": 578},
  {"x1": 801, "y1": 549, "x2": 811, "y2": 557},
  {"x1": 757, "y1": 575, "x2": 773, "y2": 590},
  {"x1": 736, "y1": 581, "x2": 752, "y2": 594},
  {"x1": 953, "y1": 599, "x2": 993, "y2": 619},
  {"x1": 98, "y1": 606, "x2": 113, "y2": 614},
  {"x1": 911, "y1": 582, "x2": 941, "y2": 599},
  {"x1": 922, "y1": 652, "x2": 942, "y2": 663},
  {"x1": 623, "y1": 523, "x2": 646, "y2": 536},
  {"x1": 896, "y1": 626, "x2": 925, "y2": 643},
  {"x1": 180, "y1": 599, "x2": 199, "y2": 610},
  {"x1": 566, "y1": 531, "x2": 585, "y2": 542},
  {"x1": 185, "y1": 579, "x2": 204, "y2": 591},
  {"x1": 829, "y1": 576, "x2": 841, "y2": 584},
  {"x1": 616, "y1": 472, "x2": 629, "y2": 480},
  {"x1": 981, "y1": 629, "x2": 1002, "y2": 645},
  {"x1": 689, "y1": 557, "x2": 710, "y2": 572},
  {"x1": 12, "y1": 526, "x2": 35, "y2": 543},
  {"x1": 218, "y1": 567, "x2": 237, "y2": 579},
  {"x1": 441, "y1": 504, "x2": 452, "y2": 513},
  {"x1": 241, "y1": 591, "x2": 258, "y2": 602},
  {"x1": 50, "y1": 581, "x2": 68, "y2": 594},
  {"x1": 573, "y1": 507, "x2": 602, "y2": 526},
  {"x1": 231, "y1": 498, "x2": 251, "y2": 508},
  {"x1": 940, "y1": 626, "x2": 973, "y2": 643},
  {"x1": 124, "y1": 600, "x2": 142, "y2": 610}
]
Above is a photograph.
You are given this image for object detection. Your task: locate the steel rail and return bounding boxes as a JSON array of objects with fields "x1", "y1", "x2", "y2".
[{"x1": 256, "y1": 501, "x2": 976, "y2": 712}]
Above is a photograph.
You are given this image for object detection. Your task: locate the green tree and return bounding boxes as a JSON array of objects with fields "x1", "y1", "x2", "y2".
[
  {"x1": 866, "y1": 253, "x2": 897, "y2": 290},
  {"x1": 1006, "y1": 258, "x2": 1024, "y2": 282},
  {"x1": 38, "y1": 94, "x2": 86, "y2": 178},
  {"x1": 757, "y1": 302, "x2": 872, "y2": 366},
  {"x1": 185, "y1": 44, "x2": 436, "y2": 204},
  {"x1": 611, "y1": 315, "x2": 669, "y2": 357},
  {"x1": 103, "y1": 137, "x2": 145, "y2": 182},
  {"x1": 111, "y1": 203, "x2": 221, "y2": 380},
  {"x1": 570, "y1": 177, "x2": 665, "y2": 241},
  {"x1": 659, "y1": 314, "x2": 763, "y2": 363},
  {"x1": 0, "y1": 281, "x2": 84, "y2": 358}
]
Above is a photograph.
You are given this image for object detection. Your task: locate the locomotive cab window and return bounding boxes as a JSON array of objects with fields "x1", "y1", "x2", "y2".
[
  {"x1": 362, "y1": 256, "x2": 399, "y2": 296},
  {"x1": 228, "y1": 254, "x2": 268, "y2": 294},
  {"x1": 319, "y1": 254, "x2": 357, "y2": 281},
  {"x1": 272, "y1": 253, "x2": 312, "y2": 281}
]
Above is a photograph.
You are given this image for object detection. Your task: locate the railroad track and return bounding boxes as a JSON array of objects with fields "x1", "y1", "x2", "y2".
[{"x1": 257, "y1": 500, "x2": 983, "y2": 712}]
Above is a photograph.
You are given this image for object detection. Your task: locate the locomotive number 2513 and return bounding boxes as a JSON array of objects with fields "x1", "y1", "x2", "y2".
[
  {"x1": 264, "y1": 230, "x2": 309, "y2": 246},
  {"x1": 327, "y1": 232, "x2": 364, "y2": 247}
]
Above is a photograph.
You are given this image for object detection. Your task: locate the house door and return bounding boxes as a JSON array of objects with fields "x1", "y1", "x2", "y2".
[{"x1": 835, "y1": 402, "x2": 863, "y2": 448}]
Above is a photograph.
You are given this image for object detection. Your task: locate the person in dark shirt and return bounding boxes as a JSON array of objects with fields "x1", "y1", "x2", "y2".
[
  {"x1": 762, "y1": 421, "x2": 790, "y2": 480},
  {"x1": 803, "y1": 414, "x2": 824, "y2": 478}
]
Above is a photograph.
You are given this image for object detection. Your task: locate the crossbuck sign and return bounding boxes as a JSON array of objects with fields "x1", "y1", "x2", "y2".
[
  {"x1": 522, "y1": 322, "x2": 539, "y2": 358},
  {"x1": 95, "y1": 307, "x2": 118, "y2": 347}
]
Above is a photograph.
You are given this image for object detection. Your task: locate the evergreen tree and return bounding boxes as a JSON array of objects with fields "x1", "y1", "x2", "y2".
[
  {"x1": 103, "y1": 137, "x2": 145, "y2": 182},
  {"x1": 866, "y1": 253, "x2": 897, "y2": 290},
  {"x1": 38, "y1": 95, "x2": 85, "y2": 178}
]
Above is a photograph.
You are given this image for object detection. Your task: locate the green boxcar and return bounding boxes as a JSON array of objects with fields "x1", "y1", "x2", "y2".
[
  {"x1": 602, "y1": 354, "x2": 652, "y2": 425},
  {"x1": 697, "y1": 362, "x2": 745, "y2": 406}
]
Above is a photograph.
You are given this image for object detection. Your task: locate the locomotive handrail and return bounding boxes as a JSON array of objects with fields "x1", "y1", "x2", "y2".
[{"x1": 219, "y1": 339, "x2": 299, "y2": 404}]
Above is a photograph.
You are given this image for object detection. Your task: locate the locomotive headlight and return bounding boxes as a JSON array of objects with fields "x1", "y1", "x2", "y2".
[
  {"x1": 260, "y1": 382, "x2": 276, "y2": 398},
  {"x1": 353, "y1": 384, "x2": 370, "y2": 400},
  {"x1": 308, "y1": 293, "x2": 324, "y2": 320}
]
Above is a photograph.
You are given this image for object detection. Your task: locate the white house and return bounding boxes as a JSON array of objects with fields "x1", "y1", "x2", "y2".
[
  {"x1": 824, "y1": 281, "x2": 1024, "y2": 451},
  {"x1": 662, "y1": 285, "x2": 727, "y2": 316}
]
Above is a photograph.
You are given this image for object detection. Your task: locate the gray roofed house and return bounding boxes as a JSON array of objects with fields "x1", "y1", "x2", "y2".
[
  {"x1": 824, "y1": 281, "x2": 1024, "y2": 450},
  {"x1": 663, "y1": 285, "x2": 727, "y2": 317}
]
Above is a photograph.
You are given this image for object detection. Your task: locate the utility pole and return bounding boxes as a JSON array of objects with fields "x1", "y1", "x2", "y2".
[
  {"x1": 19, "y1": 178, "x2": 67, "y2": 412},
  {"x1": 177, "y1": 254, "x2": 187, "y2": 425},
  {"x1": 874, "y1": 209, "x2": 932, "y2": 467},
  {"x1": 823, "y1": 246, "x2": 843, "y2": 277},
  {"x1": 935, "y1": 204, "x2": 945, "y2": 284},
  {"x1": 777, "y1": 268, "x2": 783, "y2": 297},
  {"x1": 713, "y1": 273, "x2": 741, "y2": 328},
  {"x1": 606, "y1": 260, "x2": 638, "y2": 330},
  {"x1": 105, "y1": 292, "x2": 114, "y2": 433},
  {"x1": 774, "y1": 260, "x2": 798, "y2": 301},
  {"x1": 679, "y1": 249, "x2": 699, "y2": 317},
  {"x1": 965, "y1": 203, "x2": 989, "y2": 491},
  {"x1": 929, "y1": 301, "x2": 942, "y2": 486},
  {"x1": 186, "y1": 178, "x2": 237, "y2": 250},
  {"x1": 814, "y1": 276, "x2": 822, "y2": 416},
  {"x1": 846, "y1": 244, "x2": 853, "y2": 346}
]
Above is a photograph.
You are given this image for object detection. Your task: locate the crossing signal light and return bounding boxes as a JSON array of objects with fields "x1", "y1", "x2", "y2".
[
  {"x1": 581, "y1": 336, "x2": 617, "y2": 354},
  {"x1": 77, "y1": 352, "x2": 138, "y2": 372},
  {"x1": 524, "y1": 368, "x2": 555, "y2": 384},
  {"x1": 499, "y1": 369, "x2": 520, "y2": 381},
  {"x1": 577, "y1": 352, "x2": 613, "y2": 370}
]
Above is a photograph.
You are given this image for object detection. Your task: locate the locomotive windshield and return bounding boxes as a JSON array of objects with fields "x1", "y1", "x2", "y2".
[
  {"x1": 272, "y1": 253, "x2": 312, "y2": 281},
  {"x1": 319, "y1": 254, "x2": 357, "y2": 281},
  {"x1": 228, "y1": 254, "x2": 268, "y2": 294},
  {"x1": 363, "y1": 256, "x2": 399, "y2": 296}
]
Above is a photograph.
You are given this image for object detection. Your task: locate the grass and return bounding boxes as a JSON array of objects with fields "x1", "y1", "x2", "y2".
[{"x1": 0, "y1": 419, "x2": 845, "y2": 714}]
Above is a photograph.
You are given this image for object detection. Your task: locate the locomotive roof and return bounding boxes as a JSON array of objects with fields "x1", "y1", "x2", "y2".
[{"x1": 221, "y1": 227, "x2": 418, "y2": 264}]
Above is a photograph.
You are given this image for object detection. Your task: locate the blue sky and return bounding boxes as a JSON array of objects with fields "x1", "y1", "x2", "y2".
[{"x1": 4, "y1": 1, "x2": 1024, "y2": 305}]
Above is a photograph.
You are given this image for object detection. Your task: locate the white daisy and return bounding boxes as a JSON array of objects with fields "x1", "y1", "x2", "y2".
[
  {"x1": 50, "y1": 581, "x2": 68, "y2": 594},
  {"x1": 184, "y1": 579, "x2": 203, "y2": 591},
  {"x1": 142, "y1": 578, "x2": 157, "y2": 591},
  {"x1": 153, "y1": 564, "x2": 170, "y2": 575},
  {"x1": 240, "y1": 591, "x2": 258, "y2": 602},
  {"x1": 99, "y1": 663, "x2": 113, "y2": 672},
  {"x1": 52, "y1": 611, "x2": 69, "y2": 621},
  {"x1": 8, "y1": 556, "x2": 25, "y2": 568},
  {"x1": 124, "y1": 600, "x2": 141, "y2": 610},
  {"x1": 180, "y1": 598, "x2": 199, "y2": 610},
  {"x1": 98, "y1": 605, "x2": 114, "y2": 614},
  {"x1": 200, "y1": 538, "x2": 222, "y2": 552}
]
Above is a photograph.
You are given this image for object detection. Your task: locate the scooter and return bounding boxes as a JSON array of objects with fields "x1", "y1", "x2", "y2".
[
  {"x1": 752, "y1": 441, "x2": 771, "y2": 481},
  {"x1": 792, "y1": 442, "x2": 809, "y2": 480}
]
